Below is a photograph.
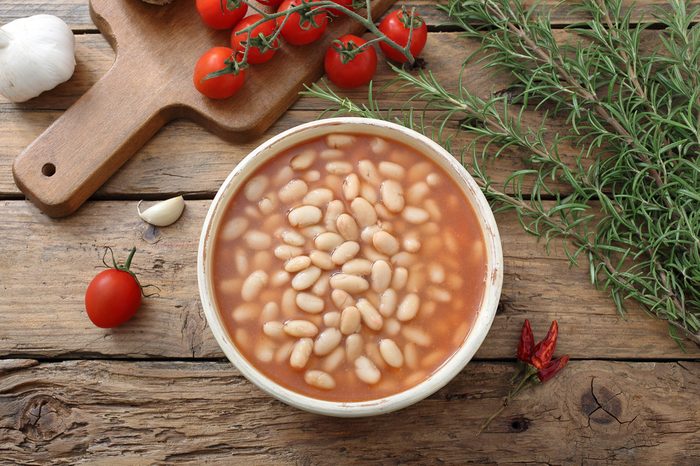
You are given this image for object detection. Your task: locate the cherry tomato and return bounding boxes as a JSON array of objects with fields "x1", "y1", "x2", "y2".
[
  {"x1": 258, "y1": 0, "x2": 284, "y2": 6},
  {"x1": 324, "y1": 34, "x2": 377, "y2": 89},
  {"x1": 277, "y1": 0, "x2": 328, "y2": 46},
  {"x1": 378, "y1": 9, "x2": 428, "y2": 63},
  {"x1": 196, "y1": 0, "x2": 248, "y2": 30},
  {"x1": 194, "y1": 47, "x2": 246, "y2": 99},
  {"x1": 85, "y1": 248, "x2": 143, "y2": 328},
  {"x1": 231, "y1": 14, "x2": 279, "y2": 64}
]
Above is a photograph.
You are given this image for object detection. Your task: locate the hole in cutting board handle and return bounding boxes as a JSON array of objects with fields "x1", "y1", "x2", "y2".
[{"x1": 42, "y1": 163, "x2": 56, "y2": 177}]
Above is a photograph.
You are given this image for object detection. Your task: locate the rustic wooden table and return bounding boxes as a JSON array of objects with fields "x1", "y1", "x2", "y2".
[{"x1": 1, "y1": 1, "x2": 699, "y2": 464}]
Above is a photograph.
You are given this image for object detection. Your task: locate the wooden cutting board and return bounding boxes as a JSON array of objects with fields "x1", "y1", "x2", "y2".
[{"x1": 13, "y1": 0, "x2": 395, "y2": 217}]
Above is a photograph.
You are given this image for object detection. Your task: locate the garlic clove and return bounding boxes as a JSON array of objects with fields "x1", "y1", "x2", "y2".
[{"x1": 137, "y1": 196, "x2": 185, "y2": 227}]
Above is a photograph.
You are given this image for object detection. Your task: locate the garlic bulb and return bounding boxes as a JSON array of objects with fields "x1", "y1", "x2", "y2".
[
  {"x1": 0, "y1": 15, "x2": 76, "y2": 102},
  {"x1": 138, "y1": 196, "x2": 186, "y2": 227}
]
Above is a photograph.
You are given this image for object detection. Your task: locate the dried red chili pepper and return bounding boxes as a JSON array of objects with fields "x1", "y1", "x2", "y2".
[
  {"x1": 479, "y1": 319, "x2": 568, "y2": 435},
  {"x1": 516, "y1": 319, "x2": 535, "y2": 362},
  {"x1": 530, "y1": 320, "x2": 558, "y2": 369},
  {"x1": 537, "y1": 355, "x2": 569, "y2": 382}
]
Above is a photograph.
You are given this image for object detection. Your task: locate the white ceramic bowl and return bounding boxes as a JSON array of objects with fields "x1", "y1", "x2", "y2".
[{"x1": 198, "y1": 117, "x2": 503, "y2": 417}]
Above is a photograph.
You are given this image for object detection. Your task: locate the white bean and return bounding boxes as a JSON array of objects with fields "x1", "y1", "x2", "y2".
[
  {"x1": 241, "y1": 271, "x2": 268, "y2": 301},
  {"x1": 422, "y1": 222, "x2": 440, "y2": 235},
  {"x1": 261, "y1": 302, "x2": 280, "y2": 322},
  {"x1": 323, "y1": 311, "x2": 341, "y2": 328},
  {"x1": 304, "y1": 370, "x2": 336, "y2": 389},
  {"x1": 279, "y1": 179, "x2": 308, "y2": 204},
  {"x1": 255, "y1": 341, "x2": 274, "y2": 362},
  {"x1": 356, "y1": 298, "x2": 383, "y2": 331},
  {"x1": 408, "y1": 162, "x2": 432, "y2": 183},
  {"x1": 406, "y1": 181, "x2": 430, "y2": 205},
  {"x1": 273, "y1": 165, "x2": 294, "y2": 186},
  {"x1": 374, "y1": 203, "x2": 395, "y2": 221},
  {"x1": 245, "y1": 175, "x2": 269, "y2": 202},
  {"x1": 322, "y1": 347, "x2": 345, "y2": 372},
  {"x1": 296, "y1": 292, "x2": 325, "y2": 313},
  {"x1": 284, "y1": 320, "x2": 319, "y2": 338},
  {"x1": 404, "y1": 342, "x2": 418, "y2": 369},
  {"x1": 288, "y1": 205, "x2": 322, "y2": 227},
  {"x1": 244, "y1": 230, "x2": 271, "y2": 250},
  {"x1": 234, "y1": 249, "x2": 248, "y2": 275},
  {"x1": 426, "y1": 172, "x2": 442, "y2": 186},
  {"x1": 263, "y1": 321, "x2": 285, "y2": 339},
  {"x1": 336, "y1": 214, "x2": 360, "y2": 241},
  {"x1": 270, "y1": 270, "x2": 291, "y2": 287},
  {"x1": 402, "y1": 206, "x2": 430, "y2": 224},
  {"x1": 290, "y1": 149, "x2": 316, "y2": 170},
  {"x1": 396, "y1": 293, "x2": 420, "y2": 321},
  {"x1": 315, "y1": 232, "x2": 344, "y2": 251},
  {"x1": 355, "y1": 356, "x2": 381, "y2": 384},
  {"x1": 345, "y1": 334, "x2": 363, "y2": 362},
  {"x1": 330, "y1": 273, "x2": 369, "y2": 294},
  {"x1": 326, "y1": 161, "x2": 353, "y2": 175},
  {"x1": 274, "y1": 244, "x2": 303, "y2": 260},
  {"x1": 324, "y1": 199, "x2": 344, "y2": 232},
  {"x1": 290, "y1": 338, "x2": 313, "y2": 368},
  {"x1": 331, "y1": 289, "x2": 355, "y2": 310},
  {"x1": 357, "y1": 160, "x2": 381, "y2": 186},
  {"x1": 285, "y1": 256, "x2": 311, "y2": 273},
  {"x1": 232, "y1": 303, "x2": 257, "y2": 322},
  {"x1": 275, "y1": 341, "x2": 294, "y2": 363},
  {"x1": 365, "y1": 341, "x2": 386, "y2": 369},
  {"x1": 304, "y1": 170, "x2": 321, "y2": 183},
  {"x1": 424, "y1": 198, "x2": 442, "y2": 221},
  {"x1": 360, "y1": 183, "x2": 378, "y2": 204},
  {"x1": 403, "y1": 233, "x2": 421, "y2": 253},
  {"x1": 379, "y1": 339, "x2": 404, "y2": 368},
  {"x1": 370, "y1": 260, "x2": 392, "y2": 293},
  {"x1": 309, "y1": 250, "x2": 334, "y2": 270},
  {"x1": 311, "y1": 272, "x2": 330, "y2": 296},
  {"x1": 428, "y1": 263, "x2": 446, "y2": 284},
  {"x1": 340, "y1": 306, "x2": 361, "y2": 335},
  {"x1": 331, "y1": 241, "x2": 360, "y2": 265},
  {"x1": 372, "y1": 231, "x2": 400, "y2": 256},
  {"x1": 245, "y1": 205, "x2": 261, "y2": 219},
  {"x1": 342, "y1": 173, "x2": 360, "y2": 201},
  {"x1": 326, "y1": 134, "x2": 356, "y2": 148},
  {"x1": 292, "y1": 266, "x2": 322, "y2": 291},
  {"x1": 221, "y1": 217, "x2": 248, "y2": 241},
  {"x1": 303, "y1": 188, "x2": 334, "y2": 207},
  {"x1": 378, "y1": 161, "x2": 406, "y2": 180},
  {"x1": 391, "y1": 252, "x2": 417, "y2": 268},
  {"x1": 258, "y1": 195, "x2": 277, "y2": 215},
  {"x1": 281, "y1": 288, "x2": 299, "y2": 316},
  {"x1": 380, "y1": 179, "x2": 405, "y2": 213},
  {"x1": 384, "y1": 318, "x2": 401, "y2": 336},
  {"x1": 379, "y1": 289, "x2": 398, "y2": 317},
  {"x1": 402, "y1": 326, "x2": 432, "y2": 346},
  {"x1": 314, "y1": 328, "x2": 342, "y2": 356},
  {"x1": 427, "y1": 286, "x2": 452, "y2": 303},
  {"x1": 342, "y1": 258, "x2": 373, "y2": 276},
  {"x1": 391, "y1": 267, "x2": 408, "y2": 290},
  {"x1": 362, "y1": 244, "x2": 389, "y2": 262},
  {"x1": 370, "y1": 137, "x2": 389, "y2": 154},
  {"x1": 350, "y1": 197, "x2": 377, "y2": 227},
  {"x1": 360, "y1": 225, "x2": 381, "y2": 243}
]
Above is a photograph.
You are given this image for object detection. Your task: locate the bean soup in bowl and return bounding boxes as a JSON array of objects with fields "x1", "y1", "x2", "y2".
[{"x1": 198, "y1": 118, "x2": 502, "y2": 416}]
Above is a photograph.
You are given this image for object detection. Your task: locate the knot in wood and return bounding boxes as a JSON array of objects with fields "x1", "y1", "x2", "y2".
[
  {"x1": 19, "y1": 395, "x2": 70, "y2": 442},
  {"x1": 580, "y1": 378, "x2": 624, "y2": 426}
]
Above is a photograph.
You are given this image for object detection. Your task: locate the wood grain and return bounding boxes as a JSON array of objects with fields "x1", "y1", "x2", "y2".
[
  {"x1": 0, "y1": 0, "x2": 689, "y2": 31},
  {"x1": 1, "y1": 359, "x2": 698, "y2": 463},
  {"x1": 1, "y1": 200, "x2": 697, "y2": 359}
]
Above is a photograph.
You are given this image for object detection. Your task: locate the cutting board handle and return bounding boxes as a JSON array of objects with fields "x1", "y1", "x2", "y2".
[{"x1": 13, "y1": 59, "x2": 168, "y2": 217}]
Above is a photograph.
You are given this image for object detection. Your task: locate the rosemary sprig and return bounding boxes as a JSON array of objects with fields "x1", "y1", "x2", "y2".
[{"x1": 303, "y1": 0, "x2": 700, "y2": 345}]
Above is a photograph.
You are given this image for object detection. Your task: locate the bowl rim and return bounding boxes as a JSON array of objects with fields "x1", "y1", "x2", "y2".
[{"x1": 197, "y1": 117, "x2": 503, "y2": 417}]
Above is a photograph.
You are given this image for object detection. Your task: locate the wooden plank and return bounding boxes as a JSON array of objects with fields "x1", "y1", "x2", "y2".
[
  {"x1": 0, "y1": 0, "x2": 688, "y2": 31},
  {"x1": 0, "y1": 360, "x2": 698, "y2": 463},
  {"x1": 1, "y1": 200, "x2": 697, "y2": 359}
]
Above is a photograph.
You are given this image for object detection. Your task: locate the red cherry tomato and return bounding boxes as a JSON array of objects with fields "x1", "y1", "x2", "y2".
[
  {"x1": 85, "y1": 248, "x2": 143, "y2": 328},
  {"x1": 258, "y1": 0, "x2": 284, "y2": 6},
  {"x1": 277, "y1": 0, "x2": 328, "y2": 46},
  {"x1": 196, "y1": 0, "x2": 248, "y2": 30},
  {"x1": 194, "y1": 47, "x2": 246, "y2": 99},
  {"x1": 231, "y1": 14, "x2": 279, "y2": 64},
  {"x1": 324, "y1": 34, "x2": 377, "y2": 89},
  {"x1": 378, "y1": 9, "x2": 428, "y2": 63}
]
